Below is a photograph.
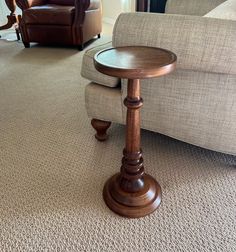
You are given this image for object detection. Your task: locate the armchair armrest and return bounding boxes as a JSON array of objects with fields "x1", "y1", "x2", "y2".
[
  {"x1": 74, "y1": 0, "x2": 90, "y2": 24},
  {"x1": 113, "y1": 13, "x2": 236, "y2": 75},
  {"x1": 75, "y1": 0, "x2": 89, "y2": 10},
  {"x1": 74, "y1": 0, "x2": 101, "y2": 27},
  {"x1": 16, "y1": 0, "x2": 46, "y2": 10},
  {"x1": 74, "y1": 0, "x2": 100, "y2": 14}
]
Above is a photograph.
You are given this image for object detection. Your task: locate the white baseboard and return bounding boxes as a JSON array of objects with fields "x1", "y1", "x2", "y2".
[{"x1": 103, "y1": 17, "x2": 116, "y2": 25}]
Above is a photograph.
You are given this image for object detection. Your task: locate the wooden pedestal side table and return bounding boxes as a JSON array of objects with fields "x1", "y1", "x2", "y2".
[{"x1": 94, "y1": 46, "x2": 177, "y2": 218}]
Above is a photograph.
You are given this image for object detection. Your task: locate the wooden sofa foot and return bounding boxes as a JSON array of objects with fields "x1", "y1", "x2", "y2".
[
  {"x1": 91, "y1": 119, "x2": 111, "y2": 141},
  {"x1": 97, "y1": 34, "x2": 101, "y2": 39}
]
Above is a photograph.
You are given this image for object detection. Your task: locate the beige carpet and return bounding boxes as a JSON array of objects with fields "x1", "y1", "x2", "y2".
[{"x1": 0, "y1": 37, "x2": 235, "y2": 252}]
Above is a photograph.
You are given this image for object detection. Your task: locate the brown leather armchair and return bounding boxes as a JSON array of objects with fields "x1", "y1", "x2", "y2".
[{"x1": 16, "y1": 0, "x2": 102, "y2": 50}]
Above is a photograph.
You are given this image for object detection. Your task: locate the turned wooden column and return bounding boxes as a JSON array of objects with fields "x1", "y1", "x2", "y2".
[
  {"x1": 0, "y1": 0, "x2": 20, "y2": 40},
  {"x1": 94, "y1": 46, "x2": 177, "y2": 218},
  {"x1": 120, "y1": 79, "x2": 144, "y2": 193},
  {"x1": 102, "y1": 77, "x2": 162, "y2": 218}
]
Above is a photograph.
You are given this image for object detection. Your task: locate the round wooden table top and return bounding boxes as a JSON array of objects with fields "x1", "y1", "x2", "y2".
[{"x1": 94, "y1": 46, "x2": 177, "y2": 79}]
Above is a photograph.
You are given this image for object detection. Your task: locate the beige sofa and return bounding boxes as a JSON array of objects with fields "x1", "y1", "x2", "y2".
[{"x1": 81, "y1": 0, "x2": 236, "y2": 155}]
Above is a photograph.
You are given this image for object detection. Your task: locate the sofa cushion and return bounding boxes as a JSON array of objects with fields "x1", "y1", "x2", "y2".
[
  {"x1": 24, "y1": 4, "x2": 75, "y2": 25},
  {"x1": 204, "y1": 0, "x2": 236, "y2": 20},
  {"x1": 81, "y1": 42, "x2": 120, "y2": 88},
  {"x1": 165, "y1": 0, "x2": 225, "y2": 16}
]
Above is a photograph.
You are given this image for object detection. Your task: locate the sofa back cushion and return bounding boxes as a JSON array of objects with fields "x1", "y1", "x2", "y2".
[
  {"x1": 48, "y1": 0, "x2": 74, "y2": 6},
  {"x1": 165, "y1": 0, "x2": 226, "y2": 16},
  {"x1": 113, "y1": 13, "x2": 236, "y2": 75},
  {"x1": 204, "y1": 0, "x2": 236, "y2": 20}
]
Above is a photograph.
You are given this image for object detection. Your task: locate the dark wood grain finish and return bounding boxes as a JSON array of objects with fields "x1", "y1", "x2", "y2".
[
  {"x1": 103, "y1": 173, "x2": 162, "y2": 218},
  {"x1": 94, "y1": 46, "x2": 177, "y2": 218},
  {"x1": 91, "y1": 119, "x2": 111, "y2": 141},
  {"x1": 103, "y1": 78, "x2": 162, "y2": 218},
  {"x1": 94, "y1": 46, "x2": 176, "y2": 79}
]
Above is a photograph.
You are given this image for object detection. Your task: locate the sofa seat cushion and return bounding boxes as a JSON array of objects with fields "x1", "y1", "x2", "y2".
[
  {"x1": 204, "y1": 0, "x2": 236, "y2": 20},
  {"x1": 81, "y1": 42, "x2": 120, "y2": 88},
  {"x1": 24, "y1": 4, "x2": 75, "y2": 25}
]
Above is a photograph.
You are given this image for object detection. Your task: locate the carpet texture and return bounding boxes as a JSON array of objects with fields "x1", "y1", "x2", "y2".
[{"x1": 0, "y1": 38, "x2": 235, "y2": 252}]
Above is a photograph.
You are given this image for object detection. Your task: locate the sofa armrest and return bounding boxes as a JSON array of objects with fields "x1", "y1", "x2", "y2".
[
  {"x1": 16, "y1": 0, "x2": 46, "y2": 10},
  {"x1": 81, "y1": 42, "x2": 121, "y2": 88},
  {"x1": 113, "y1": 13, "x2": 236, "y2": 75}
]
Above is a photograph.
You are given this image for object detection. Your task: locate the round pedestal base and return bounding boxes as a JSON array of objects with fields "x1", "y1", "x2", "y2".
[{"x1": 103, "y1": 173, "x2": 162, "y2": 218}]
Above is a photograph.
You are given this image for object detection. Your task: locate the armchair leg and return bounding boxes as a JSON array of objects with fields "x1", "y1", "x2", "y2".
[
  {"x1": 98, "y1": 34, "x2": 101, "y2": 39},
  {"x1": 78, "y1": 44, "x2": 84, "y2": 51},
  {"x1": 91, "y1": 119, "x2": 111, "y2": 141},
  {"x1": 23, "y1": 42, "x2": 30, "y2": 48}
]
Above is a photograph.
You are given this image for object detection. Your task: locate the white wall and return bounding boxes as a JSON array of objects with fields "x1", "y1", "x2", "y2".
[{"x1": 102, "y1": 0, "x2": 136, "y2": 25}]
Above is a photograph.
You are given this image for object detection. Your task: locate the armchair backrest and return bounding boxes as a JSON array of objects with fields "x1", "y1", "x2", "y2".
[
  {"x1": 165, "y1": 0, "x2": 226, "y2": 16},
  {"x1": 48, "y1": 0, "x2": 75, "y2": 5}
]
